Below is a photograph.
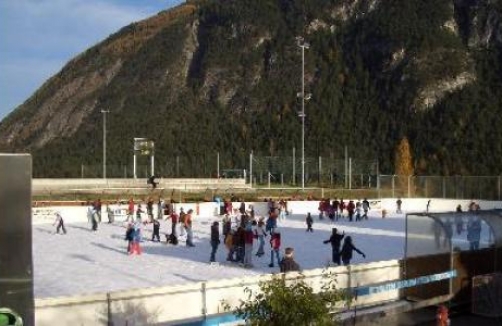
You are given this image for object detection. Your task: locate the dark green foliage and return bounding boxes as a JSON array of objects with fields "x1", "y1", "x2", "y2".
[
  {"x1": 2, "y1": 0, "x2": 502, "y2": 177},
  {"x1": 224, "y1": 273, "x2": 345, "y2": 326}
]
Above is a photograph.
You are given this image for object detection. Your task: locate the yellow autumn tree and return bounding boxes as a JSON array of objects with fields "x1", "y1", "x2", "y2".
[
  {"x1": 395, "y1": 137, "x2": 414, "y2": 195},
  {"x1": 395, "y1": 137, "x2": 414, "y2": 175}
]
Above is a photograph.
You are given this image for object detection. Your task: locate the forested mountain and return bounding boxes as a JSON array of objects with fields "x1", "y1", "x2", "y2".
[{"x1": 0, "y1": 0, "x2": 501, "y2": 177}]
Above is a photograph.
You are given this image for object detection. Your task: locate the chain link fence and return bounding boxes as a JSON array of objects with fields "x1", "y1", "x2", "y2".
[
  {"x1": 59, "y1": 154, "x2": 501, "y2": 200},
  {"x1": 378, "y1": 175, "x2": 502, "y2": 200}
]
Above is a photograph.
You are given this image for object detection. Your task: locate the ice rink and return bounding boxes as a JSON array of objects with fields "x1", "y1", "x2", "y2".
[{"x1": 33, "y1": 204, "x2": 492, "y2": 299}]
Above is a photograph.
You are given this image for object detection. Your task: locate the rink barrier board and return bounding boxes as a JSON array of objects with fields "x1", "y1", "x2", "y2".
[
  {"x1": 34, "y1": 260, "x2": 402, "y2": 326},
  {"x1": 31, "y1": 199, "x2": 502, "y2": 225}
]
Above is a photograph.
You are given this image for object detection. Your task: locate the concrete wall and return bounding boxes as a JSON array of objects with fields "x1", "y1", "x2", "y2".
[
  {"x1": 32, "y1": 178, "x2": 249, "y2": 193},
  {"x1": 35, "y1": 260, "x2": 402, "y2": 326}
]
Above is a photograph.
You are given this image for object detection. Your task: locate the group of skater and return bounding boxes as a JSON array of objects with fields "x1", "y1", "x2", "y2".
[
  {"x1": 211, "y1": 200, "x2": 299, "y2": 271},
  {"x1": 53, "y1": 196, "x2": 367, "y2": 269},
  {"x1": 317, "y1": 198, "x2": 371, "y2": 222}
]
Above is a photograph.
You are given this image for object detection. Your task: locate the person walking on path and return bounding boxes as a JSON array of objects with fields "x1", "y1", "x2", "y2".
[
  {"x1": 323, "y1": 228, "x2": 345, "y2": 265},
  {"x1": 306, "y1": 213, "x2": 313, "y2": 232},
  {"x1": 53, "y1": 211, "x2": 67, "y2": 234},
  {"x1": 340, "y1": 236, "x2": 365, "y2": 265},
  {"x1": 268, "y1": 229, "x2": 281, "y2": 268},
  {"x1": 280, "y1": 247, "x2": 301, "y2": 273},
  {"x1": 210, "y1": 221, "x2": 220, "y2": 262}
]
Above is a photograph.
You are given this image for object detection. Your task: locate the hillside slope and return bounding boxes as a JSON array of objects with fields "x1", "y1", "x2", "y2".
[{"x1": 0, "y1": 0, "x2": 501, "y2": 177}]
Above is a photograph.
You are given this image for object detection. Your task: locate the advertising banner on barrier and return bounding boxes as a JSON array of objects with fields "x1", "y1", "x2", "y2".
[{"x1": 354, "y1": 270, "x2": 457, "y2": 297}]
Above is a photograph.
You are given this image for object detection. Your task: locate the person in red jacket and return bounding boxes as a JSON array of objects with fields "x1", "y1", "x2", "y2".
[{"x1": 268, "y1": 229, "x2": 281, "y2": 268}]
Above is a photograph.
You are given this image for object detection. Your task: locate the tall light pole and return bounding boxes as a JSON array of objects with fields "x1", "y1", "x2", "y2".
[
  {"x1": 297, "y1": 37, "x2": 310, "y2": 190},
  {"x1": 101, "y1": 109, "x2": 110, "y2": 179}
]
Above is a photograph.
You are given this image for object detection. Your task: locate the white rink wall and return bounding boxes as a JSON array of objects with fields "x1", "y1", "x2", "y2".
[
  {"x1": 35, "y1": 260, "x2": 401, "y2": 326},
  {"x1": 32, "y1": 198, "x2": 502, "y2": 225}
]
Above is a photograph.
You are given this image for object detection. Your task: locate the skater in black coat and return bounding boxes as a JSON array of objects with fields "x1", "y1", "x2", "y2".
[
  {"x1": 210, "y1": 221, "x2": 220, "y2": 262},
  {"x1": 306, "y1": 213, "x2": 313, "y2": 232},
  {"x1": 280, "y1": 247, "x2": 301, "y2": 273},
  {"x1": 340, "y1": 236, "x2": 366, "y2": 265},
  {"x1": 323, "y1": 228, "x2": 345, "y2": 265},
  {"x1": 151, "y1": 219, "x2": 161, "y2": 242}
]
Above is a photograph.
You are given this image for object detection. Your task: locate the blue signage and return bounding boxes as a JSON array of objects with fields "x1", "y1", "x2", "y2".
[{"x1": 354, "y1": 270, "x2": 457, "y2": 297}]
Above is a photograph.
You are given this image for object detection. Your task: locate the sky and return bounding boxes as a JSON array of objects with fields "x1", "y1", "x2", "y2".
[{"x1": 0, "y1": 0, "x2": 184, "y2": 121}]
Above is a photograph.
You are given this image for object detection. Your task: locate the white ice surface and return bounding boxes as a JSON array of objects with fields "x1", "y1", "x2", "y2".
[{"x1": 34, "y1": 208, "x2": 492, "y2": 299}]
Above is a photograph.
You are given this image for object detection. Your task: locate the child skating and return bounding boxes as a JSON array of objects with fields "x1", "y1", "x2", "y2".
[{"x1": 306, "y1": 213, "x2": 313, "y2": 232}]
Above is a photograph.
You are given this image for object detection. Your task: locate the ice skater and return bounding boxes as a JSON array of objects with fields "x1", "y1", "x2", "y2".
[
  {"x1": 130, "y1": 222, "x2": 142, "y2": 255},
  {"x1": 210, "y1": 221, "x2": 220, "y2": 263},
  {"x1": 151, "y1": 219, "x2": 161, "y2": 242},
  {"x1": 254, "y1": 220, "x2": 267, "y2": 257},
  {"x1": 53, "y1": 211, "x2": 67, "y2": 234},
  {"x1": 243, "y1": 224, "x2": 254, "y2": 268},
  {"x1": 125, "y1": 222, "x2": 134, "y2": 253},
  {"x1": 185, "y1": 209, "x2": 195, "y2": 247},
  {"x1": 340, "y1": 236, "x2": 366, "y2": 265},
  {"x1": 306, "y1": 213, "x2": 313, "y2": 232},
  {"x1": 396, "y1": 198, "x2": 403, "y2": 214},
  {"x1": 268, "y1": 229, "x2": 281, "y2": 268},
  {"x1": 362, "y1": 198, "x2": 370, "y2": 220},
  {"x1": 280, "y1": 247, "x2": 301, "y2": 273},
  {"x1": 323, "y1": 228, "x2": 345, "y2": 265}
]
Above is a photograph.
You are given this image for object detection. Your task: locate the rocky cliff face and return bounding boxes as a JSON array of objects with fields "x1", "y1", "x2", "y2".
[{"x1": 0, "y1": 0, "x2": 501, "y2": 176}]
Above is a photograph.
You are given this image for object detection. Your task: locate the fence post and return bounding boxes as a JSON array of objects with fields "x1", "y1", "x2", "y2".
[
  {"x1": 319, "y1": 156, "x2": 322, "y2": 187},
  {"x1": 408, "y1": 175, "x2": 411, "y2": 198},
  {"x1": 176, "y1": 156, "x2": 180, "y2": 177},
  {"x1": 392, "y1": 175, "x2": 395, "y2": 198},
  {"x1": 249, "y1": 152, "x2": 253, "y2": 188},
  {"x1": 293, "y1": 147, "x2": 296, "y2": 186},
  {"x1": 442, "y1": 177, "x2": 446, "y2": 199},
  {"x1": 498, "y1": 175, "x2": 501, "y2": 201},
  {"x1": 107, "y1": 292, "x2": 113, "y2": 326},
  {"x1": 201, "y1": 282, "x2": 207, "y2": 319},
  {"x1": 349, "y1": 157, "x2": 352, "y2": 190},
  {"x1": 217, "y1": 152, "x2": 220, "y2": 179},
  {"x1": 281, "y1": 174, "x2": 284, "y2": 187},
  {"x1": 268, "y1": 172, "x2": 271, "y2": 189}
]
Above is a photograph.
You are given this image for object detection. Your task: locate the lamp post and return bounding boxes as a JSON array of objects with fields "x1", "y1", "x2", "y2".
[
  {"x1": 297, "y1": 37, "x2": 310, "y2": 190},
  {"x1": 101, "y1": 109, "x2": 110, "y2": 179}
]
